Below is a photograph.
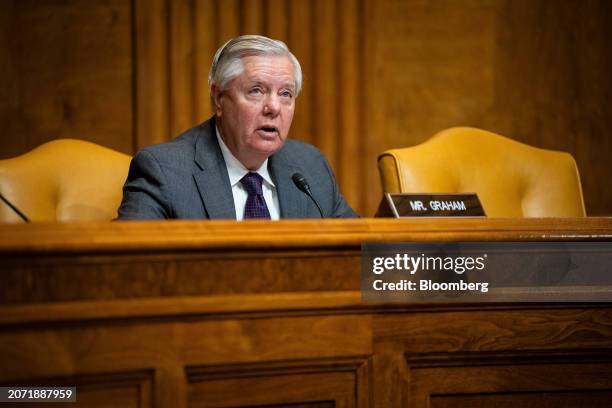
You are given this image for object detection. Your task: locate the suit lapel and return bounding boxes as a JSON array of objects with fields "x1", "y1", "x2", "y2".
[
  {"x1": 192, "y1": 118, "x2": 237, "y2": 219},
  {"x1": 269, "y1": 152, "x2": 308, "y2": 218}
]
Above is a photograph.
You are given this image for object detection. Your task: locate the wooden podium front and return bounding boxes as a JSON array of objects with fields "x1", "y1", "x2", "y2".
[{"x1": 1, "y1": 218, "x2": 612, "y2": 407}]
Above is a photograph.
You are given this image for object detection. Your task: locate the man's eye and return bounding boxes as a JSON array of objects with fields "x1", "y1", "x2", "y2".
[
  {"x1": 249, "y1": 88, "x2": 264, "y2": 95},
  {"x1": 280, "y1": 90, "x2": 293, "y2": 98}
]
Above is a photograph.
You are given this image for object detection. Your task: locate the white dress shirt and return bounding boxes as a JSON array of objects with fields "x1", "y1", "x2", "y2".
[{"x1": 215, "y1": 127, "x2": 280, "y2": 220}]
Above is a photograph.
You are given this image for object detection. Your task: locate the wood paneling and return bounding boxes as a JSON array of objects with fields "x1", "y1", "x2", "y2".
[
  {"x1": 367, "y1": 0, "x2": 612, "y2": 215},
  {"x1": 193, "y1": 0, "x2": 217, "y2": 122},
  {"x1": 411, "y1": 359, "x2": 612, "y2": 408},
  {"x1": 431, "y1": 391, "x2": 612, "y2": 408},
  {"x1": 1, "y1": 220, "x2": 612, "y2": 407},
  {"x1": 489, "y1": 0, "x2": 612, "y2": 216},
  {"x1": 0, "y1": 217, "x2": 610, "y2": 306},
  {"x1": 288, "y1": 0, "x2": 313, "y2": 147},
  {"x1": 134, "y1": 0, "x2": 170, "y2": 149},
  {"x1": 0, "y1": 249, "x2": 360, "y2": 304},
  {"x1": 189, "y1": 372, "x2": 352, "y2": 407},
  {"x1": 0, "y1": 0, "x2": 133, "y2": 157},
  {"x1": 1, "y1": 0, "x2": 611, "y2": 216},
  {"x1": 1, "y1": 217, "x2": 611, "y2": 253},
  {"x1": 187, "y1": 359, "x2": 365, "y2": 407},
  {"x1": 2, "y1": 371, "x2": 153, "y2": 408},
  {"x1": 170, "y1": 0, "x2": 196, "y2": 136},
  {"x1": 375, "y1": 309, "x2": 612, "y2": 354}
]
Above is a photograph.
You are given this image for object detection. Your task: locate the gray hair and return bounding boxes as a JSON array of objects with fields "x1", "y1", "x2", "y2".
[{"x1": 208, "y1": 35, "x2": 302, "y2": 98}]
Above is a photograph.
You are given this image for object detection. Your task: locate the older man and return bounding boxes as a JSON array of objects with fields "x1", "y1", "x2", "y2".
[{"x1": 118, "y1": 35, "x2": 357, "y2": 219}]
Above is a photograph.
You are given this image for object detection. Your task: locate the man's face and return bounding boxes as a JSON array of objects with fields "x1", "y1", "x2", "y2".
[{"x1": 214, "y1": 55, "x2": 296, "y2": 169}]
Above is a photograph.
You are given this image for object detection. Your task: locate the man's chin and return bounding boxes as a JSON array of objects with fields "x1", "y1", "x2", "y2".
[{"x1": 250, "y1": 141, "x2": 285, "y2": 157}]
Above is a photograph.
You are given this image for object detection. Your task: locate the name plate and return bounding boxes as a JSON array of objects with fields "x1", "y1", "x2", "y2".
[{"x1": 376, "y1": 193, "x2": 486, "y2": 218}]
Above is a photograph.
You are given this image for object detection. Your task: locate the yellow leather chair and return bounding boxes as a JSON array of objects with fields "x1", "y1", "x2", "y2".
[
  {"x1": 0, "y1": 139, "x2": 131, "y2": 222},
  {"x1": 378, "y1": 127, "x2": 586, "y2": 217}
]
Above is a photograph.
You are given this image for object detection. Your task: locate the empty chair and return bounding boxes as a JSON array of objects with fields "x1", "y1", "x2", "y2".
[
  {"x1": 0, "y1": 139, "x2": 131, "y2": 222},
  {"x1": 378, "y1": 127, "x2": 586, "y2": 217}
]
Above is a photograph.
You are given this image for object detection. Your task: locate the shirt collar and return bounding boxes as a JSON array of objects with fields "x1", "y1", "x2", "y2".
[{"x1": 216, "y1": 126, "x2": 275, "y2": 188}]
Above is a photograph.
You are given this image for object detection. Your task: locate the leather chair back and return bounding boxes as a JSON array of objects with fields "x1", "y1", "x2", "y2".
[
  {"x1": 378, "y1": 127, "x2": 586, "y2": 217},
  {"x1": 0, "y1": 139, "x2": 131, "y2": 222}
]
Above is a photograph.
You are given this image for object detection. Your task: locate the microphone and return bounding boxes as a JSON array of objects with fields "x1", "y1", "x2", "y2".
[
  {"x1": 0, "y1": 192, "x2": 30, "y2": 222},
  {"x1": 292, "y1": 173, "x2": 324, "y2": 218}
]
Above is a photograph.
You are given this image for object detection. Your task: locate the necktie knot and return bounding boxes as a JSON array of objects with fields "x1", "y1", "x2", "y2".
[
  {"x1": 240, "y1": 172, "x2": 264, "y2": 196},
  {"x1": 240, "y1": 172, "x2": 270, "y2": 219}
]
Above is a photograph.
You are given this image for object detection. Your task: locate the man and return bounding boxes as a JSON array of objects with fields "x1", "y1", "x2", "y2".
[{"x1": 118, "y1": 35, "x2": 357, "y2": 220}]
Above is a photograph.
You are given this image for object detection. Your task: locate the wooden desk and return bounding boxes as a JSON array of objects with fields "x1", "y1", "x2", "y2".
[{"x1": 1, "y1": 218, "x2": 612, "y2": 407}]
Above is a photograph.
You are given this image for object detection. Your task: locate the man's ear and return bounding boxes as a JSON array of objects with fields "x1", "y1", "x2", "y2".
[{"x1": 211, "y1": 83, "x2": 223, "y2": 116}]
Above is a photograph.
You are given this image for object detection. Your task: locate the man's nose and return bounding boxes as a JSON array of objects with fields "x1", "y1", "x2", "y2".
[{"x1": 262, "y1": 95, "x2": 281, "y2": 116}]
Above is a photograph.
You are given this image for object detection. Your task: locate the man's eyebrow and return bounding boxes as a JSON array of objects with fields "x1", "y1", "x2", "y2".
[
  {"x1": 244, "y1": 79, "x2": 266, "y2": 86},
  {"x1": 280, "y1": 82, "x2": 296, "y2": 90},
  {"x1": 244, "y1": 79, "x2": 295, "y2": 91}
]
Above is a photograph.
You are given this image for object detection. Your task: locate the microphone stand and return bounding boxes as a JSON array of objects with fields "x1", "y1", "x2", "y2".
[{"x1": 0, "y1": 192, "x2": 30, "y2": 222}]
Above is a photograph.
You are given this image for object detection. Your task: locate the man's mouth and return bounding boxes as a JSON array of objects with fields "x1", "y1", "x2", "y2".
[{"x1": 257, "y1": 126, "x2": 279, "y2": 136}]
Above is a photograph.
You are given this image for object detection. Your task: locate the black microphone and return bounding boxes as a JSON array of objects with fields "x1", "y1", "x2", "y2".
[
  {"x1": 0, "y1": 192, "x2": 30, "y2": 222},
  {"x1": 292, "y1": 173, "x2": 324, "y2": 218}
]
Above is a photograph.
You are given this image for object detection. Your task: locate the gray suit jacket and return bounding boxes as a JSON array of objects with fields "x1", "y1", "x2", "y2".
[{"x1": 118, "y1": 117, "x2": 357, "y2": 219}]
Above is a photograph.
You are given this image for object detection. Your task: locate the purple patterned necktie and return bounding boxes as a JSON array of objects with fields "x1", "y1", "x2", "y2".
[{"x1": 240, "y1": 172, "x2": 271, "y2": 219}]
